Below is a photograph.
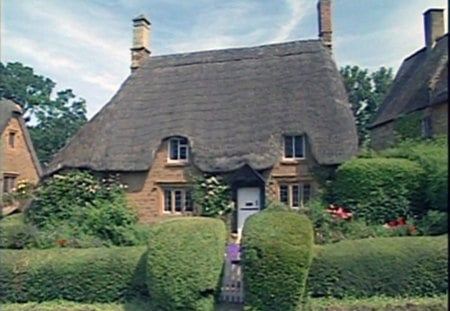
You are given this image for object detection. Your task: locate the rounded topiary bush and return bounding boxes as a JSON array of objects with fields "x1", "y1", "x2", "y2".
[
  {"x1": 333, "y1": 158, "x2": 424, "y2": 224},
  {"x1": 0, "y1": 246, "x2": 147, "y2": 303},
  {"x1": 242, "y1": 211, "x2": 314, "y2": 311},
  {"x1": 146, "y1": 217, "x2": 226, "y2": 311},
  {"x1": 307, "y1": 235, "x2": 448, "y2": 298}
]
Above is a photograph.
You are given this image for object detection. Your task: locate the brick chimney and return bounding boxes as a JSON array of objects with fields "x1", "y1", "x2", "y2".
[
  {"x1": 318, "y1": 0, "x2": 332, "y2": 50},
  {"x1": 423, "y1": 9, "x2": 444, "y2": 50},
  {"x1": 131, "y1": 14, "x2": 151, "y2": 71}
]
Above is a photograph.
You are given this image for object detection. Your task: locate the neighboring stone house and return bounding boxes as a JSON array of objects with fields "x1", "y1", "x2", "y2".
[
  {"x1": 46, "y1": 0, "x2": 358, "y2": 232},
  {"x1": 369, "y1": 8, "x2": 448, "y2": 150},
  {"x1": 0, "y1": 98, "x2": 42, "y2": 215}
]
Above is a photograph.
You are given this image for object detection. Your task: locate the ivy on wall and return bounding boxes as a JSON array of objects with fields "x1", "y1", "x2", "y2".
[{"x1": 393, "y1": 111, "x2": 423, "y2": 142}]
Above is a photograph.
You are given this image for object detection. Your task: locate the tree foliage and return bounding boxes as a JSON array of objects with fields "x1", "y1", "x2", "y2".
[
  {"x1": 340, "y1": 65, "x2": 394, "y2": 147},
  {"x1": 0, "y1": 62, "x2": 87, "y2": 165}
]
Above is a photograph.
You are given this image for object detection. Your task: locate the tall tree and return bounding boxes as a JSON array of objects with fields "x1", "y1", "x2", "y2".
[
  {"x1": 340, "y1": 65, "x2": 394, "y2": 147},
  {"x1": 0, "y1": 62, "x2": 87, "y2": 165}
]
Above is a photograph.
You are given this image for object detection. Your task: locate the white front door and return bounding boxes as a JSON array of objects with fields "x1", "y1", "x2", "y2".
[{"x1": 237, "y1": 187, "x2": 261, "y2": 235}]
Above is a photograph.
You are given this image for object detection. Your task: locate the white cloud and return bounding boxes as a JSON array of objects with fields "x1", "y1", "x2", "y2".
[{"x1": 270, "y1": 0, "x2": 313, "y2": 43}]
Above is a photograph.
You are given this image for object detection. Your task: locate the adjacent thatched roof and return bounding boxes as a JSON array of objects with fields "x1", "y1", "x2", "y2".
[
  {"x1": 47, "y1": 39, "x2": 358, "y2": 175},
  {"x1": 0, "y1": 98, "x2": 42, "y2": 177},
  {"x1": 370, "y1": 34, "x2": 448, "y2": 128}
]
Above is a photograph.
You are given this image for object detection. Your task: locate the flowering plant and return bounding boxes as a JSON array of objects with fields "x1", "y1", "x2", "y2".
[
  {"x1": 192, "y1": 175, "x2": 233, "y2": 217},
  {"x1": 325, "y1": 204, "x2": 353, "y2": 220}
]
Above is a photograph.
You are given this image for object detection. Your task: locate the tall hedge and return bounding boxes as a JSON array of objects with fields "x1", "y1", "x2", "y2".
[
  {"x1": 242, "y1": 211, "x2": 314, "y2": 311},
  {"x1": 146, "y1": 217, "x2": 226, "y2": 311},
  {"x1": 0, "y1": 246, "x2": 147, "y2": 303},
  {"x1": 333, "y1": 158, "x2": 424, "y2": 223},
  {"x1": 307, "y1": 235, "x2": 448, "y2": 298},
  {"x1": 380, "y1": 137, "x2": 448, "y2": 213}
]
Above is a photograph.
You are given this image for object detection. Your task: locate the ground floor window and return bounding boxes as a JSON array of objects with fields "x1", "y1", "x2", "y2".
[
  {"x1": 3, "y1": 174, "x2": 17, "y2": 194},
  {"x1": 278, "y1": 183, "x2": 311, "y2": 209},
  {"x1": 163, "y1": 188, "x2": 193, "y2": 214}
]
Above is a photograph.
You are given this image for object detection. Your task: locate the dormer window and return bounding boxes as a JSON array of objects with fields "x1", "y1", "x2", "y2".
[
  {"x1": 168, "y1": 137, "x2": 189, "y2": 162},
  {"x1": 284, "y1": 135, "x2": 305, "y2": 159}
]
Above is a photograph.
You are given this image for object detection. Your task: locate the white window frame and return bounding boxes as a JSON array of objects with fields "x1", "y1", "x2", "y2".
[
  {"x1": 163, "y1": 188, "x2": 193, "y2": 214},
  {"x1": 278, "y1": 183, "x2": 311, "y2": 209},
  {"x1": 168, "y1": 137, "x2": 189, "y2": 162},
  {"x1": 283, "y1": 135, "x2": 305, "y2": 160}
]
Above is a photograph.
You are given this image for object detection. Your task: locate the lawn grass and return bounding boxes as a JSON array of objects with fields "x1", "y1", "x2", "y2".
[{"x1": 2, "y1": 295, "x2": 447, "y2": 311}]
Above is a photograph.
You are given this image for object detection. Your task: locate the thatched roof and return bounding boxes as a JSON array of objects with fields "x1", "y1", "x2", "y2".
[
  {"x1": 46, "y1": 39, "x2": 357, "y2": 174},
  {"x1": 370, "y1": 34, "x2": 448, "y2": 128},
  {"x1": 0, "y1": 98, "x2": 42, "y2": 177}
]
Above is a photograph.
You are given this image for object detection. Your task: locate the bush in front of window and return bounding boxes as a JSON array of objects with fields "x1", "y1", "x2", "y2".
[
  {"x1": 0, "y1": 246, "x2": 148, "y2": 303},
  {"x1": 146, "y1": 217, "x2": 226, "y2": 311},
  {"x1": 333, "y1": 158, "x2": 424, "y2": 224},
  {"x1": 307, "y1": 235, "x2": 448, "y2": 298},
  {"x1": 242, "y1": 210, "x2": 313, "y2": 311},
  {"x1": 25, "y1": 170, "x2": 140, "y2": 247}
]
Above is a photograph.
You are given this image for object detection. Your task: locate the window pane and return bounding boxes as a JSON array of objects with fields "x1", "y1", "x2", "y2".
[
  {"x1": 279, "y1": 185, "x2": 289, "y2": 205},
  {"x1": 175, "y1": 190, "x2": 182, "y2": 212},
  {"x1": 179, "y1": 146, "x2": 187, "y2": 160},
  {"x1": 303, "y1": 184, "x2": 311, "y2": 205},
  {"x1": 185, "y1": 191, "x2": 192, "y2": 212},
  {"x1": 170, "y1": 139, "x2": 179, "y2": 160},
  {"x1": 294, "y1": 136, "x2": 304, "y2": 158},
  {"x1": 179, "y1": 137, "x2": 188, "y2": 145},
  {"x1": 284, "y1": 136, "x2": 293, "y2": 158},
  {"x1": 292, "y1": 185, "x2": 299, "y2": 208},
  {"x1": 164, "y1": 190, "x2": 172, "y2": 212}
]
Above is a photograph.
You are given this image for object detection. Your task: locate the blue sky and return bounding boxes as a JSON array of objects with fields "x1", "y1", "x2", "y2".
[{"x1": 1, "y1": 0, "x2": 447, "y2": 118}]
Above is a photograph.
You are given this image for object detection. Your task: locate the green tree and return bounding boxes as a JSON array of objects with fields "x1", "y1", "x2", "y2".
[
  {"x1": 340, "y1": 65, "x2": 394, "y2": 147},
  {"x1": 0, "y1": 62, "x2": 87, "y2": 165}
]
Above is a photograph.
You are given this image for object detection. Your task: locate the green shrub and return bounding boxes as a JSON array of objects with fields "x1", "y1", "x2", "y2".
[
  {"x1": 333, "y1": 158, "x2": 424, "y2": 224},
  {"x1": 416, "y1": 210, "x2": 448, "y2": 236},
  {"x1": 380, "y1": 137, "x2": 448, "y2": 213},
  {"x1": 242, "y1": 211, "x2": 314, "y2": 311},
  {"x1": 0, "y1": 246, "x2": 148, "y2": 303},
  {"x1": 0, "y1": 214, "x2": 36, "y2": 249},
  {"x1": 146, "y1": 217, "x2": 226, "y2": 311},
  {"x1": 25, "y1": 170, "x2": 139, "y2": 247},
  {"x1": 307, "y1": 235, "x2": 448, "y2": 298}
]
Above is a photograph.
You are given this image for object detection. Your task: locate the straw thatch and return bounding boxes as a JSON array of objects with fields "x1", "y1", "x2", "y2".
[
  {"x1": 46, "y1": 39, "x2": 357, "y2": 174},
  {"x1": 370, "y1": 34, "x2": 448, "y2": 128}
]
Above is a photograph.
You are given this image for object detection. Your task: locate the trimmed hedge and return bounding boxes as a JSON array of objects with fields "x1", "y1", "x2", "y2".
[
  {"x1": 333, "y1": 158, "x2": 424, "y2": 224},
  {"x1": 146, "y1": 217, "x2": 226, "y2": 311},
  {"x1": 242, "y1": 211, "x2": 314, "y2": 311},
  {"x1": 307, "y1": 235, "x2": 448, "y2": 298},
  {"x1": 0, "y1": 246, "x2": 147, "y2": 303}
]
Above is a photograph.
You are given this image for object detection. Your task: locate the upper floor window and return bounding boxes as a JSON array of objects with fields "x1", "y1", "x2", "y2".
[
  {"x1": 3, "y1": 174, "x2": 17, "y2": 193},
  {"x1": 284, "y1": 135, "x2": 305, "y2": 159},
  {"x1": 279, "y1": 183, "x2": 311, "y2": 209},
  {"x1": 8, "y1": 131, "x2": 16, "y2": 148},
  {"x1": 169, "y1": 137, "x2": 189, "y2": 162}
]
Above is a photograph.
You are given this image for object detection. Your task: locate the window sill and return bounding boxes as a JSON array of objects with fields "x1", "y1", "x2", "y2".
[
  {"x1": 281, "y1": 158, "x2": 306, "y2": 165},
  {"x1": 165, "y1": 161, "x2": 190, "y2": 167}
]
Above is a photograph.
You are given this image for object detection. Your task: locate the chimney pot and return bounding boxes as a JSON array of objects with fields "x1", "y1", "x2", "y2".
[
  {"x1": 318, "y1": 0, "x2": 332, "y2": 51},
  {"x1": 423, "y1": 9, "x2": 444, "y2": 50},
  {"x1": 131, "y1": 14, "x2": 151, "y2": 71}
]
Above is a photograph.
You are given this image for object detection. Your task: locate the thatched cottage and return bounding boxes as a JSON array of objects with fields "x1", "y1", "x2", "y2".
[
  {"x1": 370, "y1": 8, "x2": 448, "y2": 150},
  {"x1": 0, "y1": 98, "x2": 42, "y2": 215},
  {"x1": 46, "y1": 0, "x2": 357, "y2": 231}
]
